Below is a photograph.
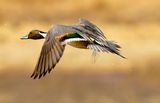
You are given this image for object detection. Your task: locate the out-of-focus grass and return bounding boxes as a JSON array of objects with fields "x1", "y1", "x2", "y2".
[
  {"x1": 0, "y1": 0, "x2": 160, "y2": 24},
  {"x1": 0, "y1": 69, "x2": 160, "y2": 103},
  {"x1": 0, "y1": 0, "x2": 160, "y2": 103}
]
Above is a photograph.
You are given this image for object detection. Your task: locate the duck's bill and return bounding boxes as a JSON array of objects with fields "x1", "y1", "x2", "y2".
[{"x1": 20, "y1": 35, "x2": 28, "y2": 40}]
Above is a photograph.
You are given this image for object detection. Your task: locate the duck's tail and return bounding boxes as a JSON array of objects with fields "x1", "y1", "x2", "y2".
[
  {"x1": 105, "y1": 41, "x2": 126, "y2": 58},
  {"x1": 87, "y1": 40, "x2": 126, "y2": 59}
]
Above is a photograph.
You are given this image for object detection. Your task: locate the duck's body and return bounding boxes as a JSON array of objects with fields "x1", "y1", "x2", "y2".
[
  {"x1": 68, "y1": 41, "x2": 88, "y2": 49},
  {"x1": 57, "y1": 33, "x2": 88, "y2": 49},
  {"x1": 21, "y1": 18, "x2": 125, "y2": 79}
]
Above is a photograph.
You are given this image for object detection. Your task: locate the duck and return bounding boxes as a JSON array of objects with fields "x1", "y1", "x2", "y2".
[{"x1": 20, "y1": 18, "x2": 125, "y2": 79}]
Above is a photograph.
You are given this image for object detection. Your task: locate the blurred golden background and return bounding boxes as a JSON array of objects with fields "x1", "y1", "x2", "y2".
[{"x1": 0, "y1": 0, "x2": 160, "y2": 103}]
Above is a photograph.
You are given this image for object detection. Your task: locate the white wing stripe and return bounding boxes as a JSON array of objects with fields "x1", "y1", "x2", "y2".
[{"x1": 61, "y1": 38, "x2": 86, "y2": 45}]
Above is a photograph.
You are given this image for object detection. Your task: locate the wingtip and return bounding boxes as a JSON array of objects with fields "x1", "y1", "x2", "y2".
[
  {"x1": 30, "y1": 72, "x2": 49, "y2": 79},
  {"x1": 43, "y1": 71, "x2": 47, "y2": 77},
  {"x1": 38, "y1": 74, "x2": 42, "y2": 79},
  {"x1": 30, "y1": 73, "x2": 38, "y2": 79},
  {"x1": 30, "y1": 73, "x2": 34, "y2": 78}
]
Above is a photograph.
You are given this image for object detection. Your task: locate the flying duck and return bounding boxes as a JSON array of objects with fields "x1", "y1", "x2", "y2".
[{"x1": 20, "y1": 18, "x2": 125, "y2": 79}]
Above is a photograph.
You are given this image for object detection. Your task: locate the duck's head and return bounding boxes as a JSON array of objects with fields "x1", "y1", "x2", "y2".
[{"x1": 20, "y1": 30, "x2": 47, "y2": 40}]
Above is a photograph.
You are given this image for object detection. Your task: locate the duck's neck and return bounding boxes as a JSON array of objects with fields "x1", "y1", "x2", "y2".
[{"x1": 39, "y1": 31, "x2": 47, "y2": 38}]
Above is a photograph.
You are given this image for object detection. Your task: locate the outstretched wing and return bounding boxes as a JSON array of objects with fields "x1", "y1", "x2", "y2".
[
  {"x1": 31, "y1": 25, "x2": 76, "y2": 79},
  {"x1": 71, "y1": 18, "x2": 108, "y2": 46},
  {"x1": 79, "y1": 18, "x2": 106, "y2": 39}
]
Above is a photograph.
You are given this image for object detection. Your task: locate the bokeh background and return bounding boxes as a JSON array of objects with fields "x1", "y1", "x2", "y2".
[{"x1": 0, "y1": 0, "x2": 160, "y2": 103}]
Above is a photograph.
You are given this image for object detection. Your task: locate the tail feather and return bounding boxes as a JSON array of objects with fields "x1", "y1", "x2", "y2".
[
  {"x1": 106, "y1": 41, "x2": 126, "y2": 58},
  {"x1": 87, "y1": 41, "x2": 126, "y2": 58}
]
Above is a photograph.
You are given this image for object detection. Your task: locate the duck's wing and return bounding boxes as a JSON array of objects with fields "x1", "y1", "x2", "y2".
[
  {"x1": 79, "y1": 18, "x2": 106, "y2": 39},
  {"x1": 71, "y1": 18, "x2": 108, "y2": 45},
  {"x1": 31, "y1": 25, "x2": 77, "y2": 79}
]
